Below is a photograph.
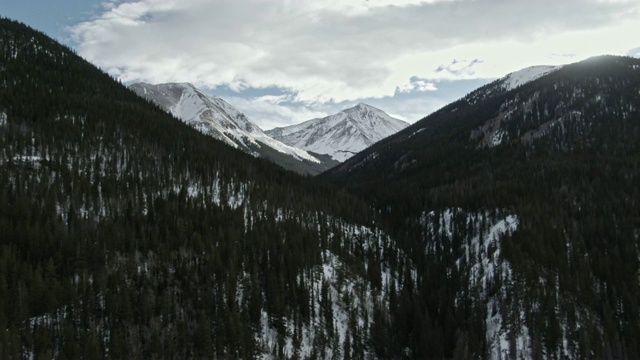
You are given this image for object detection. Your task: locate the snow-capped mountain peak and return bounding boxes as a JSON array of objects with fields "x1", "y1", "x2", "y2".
[
  {"x1": 129, "y1": 82, "x2": 322, "y2": 166},
  {"x1": 266, "y1": 103, "x2": 409, "y2": 162}
]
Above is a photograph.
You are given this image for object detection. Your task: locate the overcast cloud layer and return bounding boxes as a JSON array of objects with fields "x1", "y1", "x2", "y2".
[{"x1": 70, "y1": 0, "x2": 640, "y2": 127}]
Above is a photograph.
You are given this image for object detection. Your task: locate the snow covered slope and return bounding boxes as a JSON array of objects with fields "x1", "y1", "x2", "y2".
[
  {"x1": 463, "y1": 65, "x2": 563, "y2": 108},
  {"x1": 130, "y1": 82, "x2": 324, "y2": 169},
  {"x1": 501, "y1": 65, "x2": 562, "y2": 90},
  {"x1": 266, "y1": 103, "x2": 409, "y2": 162}
]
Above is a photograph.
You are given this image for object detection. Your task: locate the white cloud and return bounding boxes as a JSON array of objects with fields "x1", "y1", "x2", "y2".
[
  {"x1": 356, "y1": 92, "x2": 457, "y2": 124},
  {"x1": 71, "y1": 0, "x2": 640, "y2": 112},
  {"x1": 628, "y1": 47, "x2": 640, "y2": 58},
  {"x1": 397, "y1": 77, "x2": 438, "y2": 93},
  {"x1": 382, "y1": 96, "x2": 449, "y2": 123}
]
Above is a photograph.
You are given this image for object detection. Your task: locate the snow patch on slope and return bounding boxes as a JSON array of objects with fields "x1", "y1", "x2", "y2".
[
  {"x1": 421, "y1": 209, "x2": 527, "y2": 359},
  {"x1": 502, "y1": 65, "x2": 562, "y2": 90},
  {"x1": 253, "y1": 221, "x2": 414, "y2": 359}
]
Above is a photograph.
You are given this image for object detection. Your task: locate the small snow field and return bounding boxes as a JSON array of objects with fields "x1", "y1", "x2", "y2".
[{"x1": 503, "y1": 65, "x2": 562, "y2": 91}]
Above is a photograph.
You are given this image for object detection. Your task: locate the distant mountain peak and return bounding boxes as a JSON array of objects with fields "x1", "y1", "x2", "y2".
[
  {"x1": 266, "y1": 103, "x2": 409, "y2": 162},
  {"x1": 129, "y1": 82, "x2": 339, "y2": 174},
  {"x1": 345, "y1": 102, "x2": 385, "y2": 116}
]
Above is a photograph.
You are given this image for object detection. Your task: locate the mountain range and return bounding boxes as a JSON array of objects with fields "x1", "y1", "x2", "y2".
[
  {"x1": 2, "y1": 16, "x2": 640, "y2": 360},
  {"x1": 129, "y1": 82, "x2": 339, "y2": 175},
  {"x1": 130, "y1": 82, "x2": 408, "y2": 170}
]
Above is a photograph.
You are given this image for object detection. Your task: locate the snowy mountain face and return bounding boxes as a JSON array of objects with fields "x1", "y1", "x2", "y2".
[
  {"x1": 266, "y1": 103, "x2": 409, "y2": 162},
  {"x1": 501, "y1": 65, "x2": 562, "y2": 91},
  {"x1": 462, "y1": 65, "x2": 562, "y2": 107},
  {"x1": 129, "y1": 82, "x2": 333, "y2": 174}
]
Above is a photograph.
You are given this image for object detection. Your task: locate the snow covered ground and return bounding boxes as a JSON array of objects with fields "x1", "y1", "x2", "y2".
[{"x1": 502, "y1": 65, "x2": 562, "y2": 91}]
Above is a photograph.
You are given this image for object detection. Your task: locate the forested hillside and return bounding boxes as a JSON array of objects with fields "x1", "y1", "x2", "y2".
[
  {"x1": 324, "y1": 55, "x2": 640, "y2": 358},
  {"x1": 3, "y1": 15, "x2": 639, "y2": 359},
  {"x1": 0, "y1": 18, "x2": 417, "y2": 359}
]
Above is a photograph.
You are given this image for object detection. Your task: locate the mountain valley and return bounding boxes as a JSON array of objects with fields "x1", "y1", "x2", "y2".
[{"x1": 1, "y1": 16, "x2": 640, "y2": 360}]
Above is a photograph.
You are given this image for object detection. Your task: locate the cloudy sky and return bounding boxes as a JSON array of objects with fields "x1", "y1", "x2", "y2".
[{"x1": 3, "y1": 0, "x2": 640, "y2": 129}]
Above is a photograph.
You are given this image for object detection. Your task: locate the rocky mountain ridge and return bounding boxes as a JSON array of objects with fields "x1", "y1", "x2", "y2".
[
  {"x1": 129, "y1": 82, "x2": 338, "y2": 174},
  {"x1": 266, "y1": 103, "x2": 409, "y2": 162}
]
